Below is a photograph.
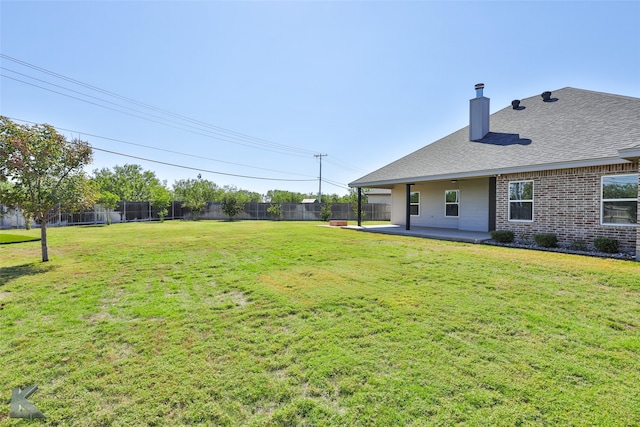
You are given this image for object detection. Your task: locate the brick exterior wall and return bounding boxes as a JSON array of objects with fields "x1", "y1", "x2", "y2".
[{"x1": 495, "y1": 162, "x2": 639, "y2": 255}]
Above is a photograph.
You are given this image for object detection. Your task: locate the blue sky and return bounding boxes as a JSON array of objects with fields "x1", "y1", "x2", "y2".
[{"x1": 1, "y1": 1, "x2": 639, "y2": 197}]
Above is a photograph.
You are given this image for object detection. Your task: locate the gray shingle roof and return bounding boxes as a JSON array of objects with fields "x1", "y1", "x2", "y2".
[{"x1": 350, "y1": 88, "x2": 640, "y2": 187}]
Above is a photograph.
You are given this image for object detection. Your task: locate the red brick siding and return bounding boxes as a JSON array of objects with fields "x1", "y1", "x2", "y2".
[{"x1": 496, "y1": 163, "x2": 639, "y2": 253}]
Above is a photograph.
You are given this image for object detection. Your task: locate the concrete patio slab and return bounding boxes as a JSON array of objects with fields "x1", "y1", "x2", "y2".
[{"x1": 344, "y1": 224, "x2": 492, "y2": 244}]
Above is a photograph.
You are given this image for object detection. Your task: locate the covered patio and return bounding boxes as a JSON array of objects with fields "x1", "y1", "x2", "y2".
[{"x1": 345, "y1": 224, "x2": 492, "y2": 244}]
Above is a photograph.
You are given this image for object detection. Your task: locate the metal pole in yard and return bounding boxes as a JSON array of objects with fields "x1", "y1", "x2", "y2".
[{"x1": 314, "y1": 154, "x2": 327, "y2": 203}]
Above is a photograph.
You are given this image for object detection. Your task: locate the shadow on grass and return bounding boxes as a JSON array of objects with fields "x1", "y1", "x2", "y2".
[
  {"x1": 0, "y1": 263, "x2": 54, "y2": 286},
  {"x1": 0, "y1": 235, "x2": 41, "y2": 245}
]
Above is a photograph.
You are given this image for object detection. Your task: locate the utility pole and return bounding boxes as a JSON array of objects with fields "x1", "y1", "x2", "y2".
[{"x1": 314, "y1": 154, "x2": 327, "y2": 203}]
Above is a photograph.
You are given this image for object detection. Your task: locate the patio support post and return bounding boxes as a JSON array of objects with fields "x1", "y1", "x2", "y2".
[
  {"x1": 406, "y1": 183, "x2": 412, "y2": 230},
  {"x1": 357, "y1": 188, "x2": 362, "y2": 227}
]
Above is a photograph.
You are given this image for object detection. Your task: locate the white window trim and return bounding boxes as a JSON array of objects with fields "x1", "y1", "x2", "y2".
[
  {"x1": 445, "y1": 190, "x2": 459, "y2": 218},
  {"x1": 601, "y1": 174, "x2": 638, "y2": 227},
  {"x1": 410, "y1": 191, "x2": 420, "y2": 216},
  {"x1": 508, "y1": 180, "x2": 534, "y2": 222}
]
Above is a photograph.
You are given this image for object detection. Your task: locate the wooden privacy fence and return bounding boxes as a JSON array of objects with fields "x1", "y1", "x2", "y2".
[{"x1": 0, "y1": 202, "x2": 390, "y2": 229}]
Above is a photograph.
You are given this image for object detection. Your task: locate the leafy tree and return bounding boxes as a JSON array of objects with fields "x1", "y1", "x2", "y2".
[
  {"x1": 267, "y1": 203, "x2": 282, "y2": 220},
  {"x1": 346, "y1": 188, "x2": 368, "y2": 219},
  {"x1": 0, "y1": 181, "x2": 9, "y2": 219},
  {"x1": 221, "y1": 193, "x2": 244, "y2": 220},
  {"x1": 222, "y1": 185, "x2": 261, "y2": 203},
  {"x1": 97, "y1": 191, "x2": 120, "y2": 225},
  {"x1": 150, "y1": 186, "x2": 172, "y2": 222},
  {"x1": 92, "y1": 164, "x2": 163, "y2": 201},
  {"x1": 320, "y1": 203, "x2": 333, "y2": 221},
  {"x1": 173, "y1": 177, "x2": 222, "y2": 219},
  {"x1": 265, "y1": 189, "x2": 306, "y2": 203},
  {"x1": 0, "y1": 116, "x2": 97, "y2": 262}
]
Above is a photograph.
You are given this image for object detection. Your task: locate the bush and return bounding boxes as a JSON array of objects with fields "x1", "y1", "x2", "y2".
[
  {"x1": 534, "y1": 233, "x2": 558, "y2": 248},
  {"x1": 267, "y1": 203, "x2": 282, "y2": 220},
  {"x1": 221, "y1": 194, "x2": 244, "y2": 220},
  {"x1": 594, "y1": 237, "x2": 619, "y2": 253},
  {"x1": 490, "y1": 230, "x2": 514, "y2": 243},
  {"x1": 320, "y1": 204, "x2": 332, "y2": 221}
]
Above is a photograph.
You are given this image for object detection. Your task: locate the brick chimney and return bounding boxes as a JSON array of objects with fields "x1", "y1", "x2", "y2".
[{"x1": 469, "y1": 83, "x2": 490, "y2": 141}]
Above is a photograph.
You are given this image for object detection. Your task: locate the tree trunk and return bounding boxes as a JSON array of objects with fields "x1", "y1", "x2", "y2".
[{"x1": 41, "y1": 223, "x2": 49, "y2": 262}]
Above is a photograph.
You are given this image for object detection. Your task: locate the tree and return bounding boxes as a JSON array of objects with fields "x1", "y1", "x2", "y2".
[
  {"x1": 264, "y1": 189, "x2": 305, "y2": 203},
  {"x1": 320, "y1": 203, "x2": 333, "y2": 221},
  {"x1": 150, "y1": 186, "x2": 172, "y2": 222},
  {"x1": 92, "y1": 164, "x2": 163, "y2": 202},
  {"x1": 97, "y1": 191, "x2": 120, "y2": 225},
  {"x1": 267, "y1": 203, "x2": 282, "y2": 220},
  {"x1": 173, "y1": 177, "x2": 222, "y2": 219},
  {"x1": 222, "y1": 185, "x2": 261, "y2": 203},
  {"x1": 0, "y1": 117, "x2": 97, "y2": 262},
  {"x1": 346, "y1": 188, "x2": 368, "y2": 219},
  {"x1": 221, "y1": 193, "x2": 244, "y2": 221}
]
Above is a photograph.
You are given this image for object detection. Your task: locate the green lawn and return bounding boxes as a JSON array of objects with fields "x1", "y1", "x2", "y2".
[{"x1": 1, "y1": 221, "x2": 639, "y2": 426}]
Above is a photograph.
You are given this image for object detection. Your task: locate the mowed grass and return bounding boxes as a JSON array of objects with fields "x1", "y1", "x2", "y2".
[{"x1": 1, "y1": 221, "x2": 639, "y2": 426}]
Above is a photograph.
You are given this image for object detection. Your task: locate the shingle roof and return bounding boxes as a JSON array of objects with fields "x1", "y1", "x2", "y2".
[{"x1": 350, "y1": 88, "x2": 640, "y2": 187}]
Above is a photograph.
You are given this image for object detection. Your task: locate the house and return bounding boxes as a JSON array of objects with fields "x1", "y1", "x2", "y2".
[{"x1": 350, "y1": 85, "x2": 640, "y2": 259}]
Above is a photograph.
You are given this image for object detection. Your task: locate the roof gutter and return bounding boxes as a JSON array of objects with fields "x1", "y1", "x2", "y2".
[
  {"x1": 349, "y1": 156, "x2": 633, "y2": 188},
  {"x1": 618, "y1": 146, "x2": 640, "y2": 160}
]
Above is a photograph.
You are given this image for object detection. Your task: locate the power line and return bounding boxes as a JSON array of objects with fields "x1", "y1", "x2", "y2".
[
  {"x1": 1, "y1": 54, "x2": 365, "y2": 170},
  {"x1": 6, "y1": 116, "x2": 316, "y2": 179},
  {"x1": 89, "y1": 146, "x2": 317, "y2": 182},
  {"x1": 1, "y1": 73, "x2": 315, "y2": 158},
  {"x1": 1, "y1": 54, "x2": 363, "y2": 188},
  {"x1": 321, "y1": 178, "x2": 351, "y2": 191},
  {"x1": 0, "y1": 54, "x2": 318, "y2": 157},
  {"x1": 323, "y1": 157, "x2": 369, "y2": 174}
]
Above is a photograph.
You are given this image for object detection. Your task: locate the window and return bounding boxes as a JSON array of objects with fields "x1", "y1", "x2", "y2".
[
  {"x1": 410, "y1": 192, "x2": 420, "y2": 216},
  {"x1": 445, "y1": 190, "x2": 459, "y2": 217},
  {"x1": 601, "y1": 174, "x2": 638, "y2": 225},
  {"x1": 509, "y1": 181, "x2": 533, "y2": 221}
]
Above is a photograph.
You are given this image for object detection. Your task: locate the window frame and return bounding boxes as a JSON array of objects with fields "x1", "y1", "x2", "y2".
[
  {"x1": 410, "y1": 191, "x2": 420, "y2": 216},
  {"x1": 601, "y1": 174, "x2": 638, "y2": 226},
  {"x1": 508, "y1": 180, "x2": 534, "y2": 222},
  {"x1": 444, "y1": 189, "x2": 459, "y2": 218}
]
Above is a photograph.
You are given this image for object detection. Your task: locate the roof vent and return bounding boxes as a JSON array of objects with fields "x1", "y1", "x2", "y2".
[
  {"x1": 541, "y1": 91, "x2": 552, "y2": 102},
  {"x1": 511, "y1": 100, "x2": 521, "y2": 109}
]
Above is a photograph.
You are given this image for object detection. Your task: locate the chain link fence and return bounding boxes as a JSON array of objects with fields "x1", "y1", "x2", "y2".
[{"x1": 1, "y1": 202, "x2": 390, "y2": 229}]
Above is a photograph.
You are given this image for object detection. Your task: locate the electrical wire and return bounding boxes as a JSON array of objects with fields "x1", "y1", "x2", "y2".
[
  {"x1": 1, "y1": 73, "x2": 315, "y2": 158},
  {"x1": 0, "y1": 54, "x2": 318, "y2": 156},
  {"x1": 6, "y1": 116, "x2": 316, "y2": 179},
  {"x1": 1, "y1": 54, "x2": 363, "y2": 188},
  {"x1": 1, "y1": 54, "x2": 363, "y2": 169},
  {"x1": 89, "y1": 146, "x2": 317, "y2": 182},
  {"x1": 321, "y1": 178, "x2": 351, "y2": 191}
]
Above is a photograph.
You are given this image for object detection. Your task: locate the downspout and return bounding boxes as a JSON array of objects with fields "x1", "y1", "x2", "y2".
[{"x1": 357, "y1": 188, "x2": 362, "y2": 227}]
